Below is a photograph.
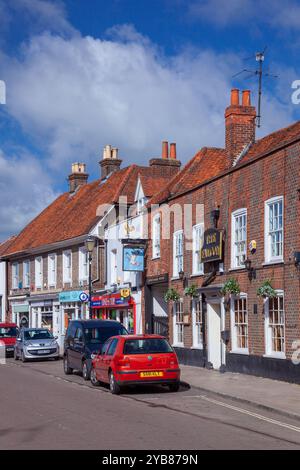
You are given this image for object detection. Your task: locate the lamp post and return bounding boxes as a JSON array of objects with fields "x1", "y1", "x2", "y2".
[{"x1": 85, "y1": 236, "x2": 96, "y2": 318}]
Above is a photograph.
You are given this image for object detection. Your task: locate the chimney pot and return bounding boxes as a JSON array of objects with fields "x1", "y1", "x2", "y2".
[
  {"x1": 170, "y1": 143, "x2": 176, "y2": 159},
  {"x1": 242, "y1": 90, "x2": 251, "y2": 106},
  {"x1": 231, "y1": 88, "x2": 240, "y2": 106},
  {"x1": 162, "y1": 141, "x2": 169, "y2": 159},
  {"x1": 68, "y1": 163, "x2": 88, "y2": 193},
  {"x1": 111, "y1": 147, "x2": 118, "y2": 159}
]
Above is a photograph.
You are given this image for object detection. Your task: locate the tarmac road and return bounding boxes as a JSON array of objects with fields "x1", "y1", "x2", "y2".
[{"x1": 1, "y1": 358, "x2": 300, "y2": 450}]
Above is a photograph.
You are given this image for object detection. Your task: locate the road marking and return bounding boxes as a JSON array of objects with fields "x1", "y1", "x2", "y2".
[{"x1": 198, "y1": 395, "x2": 300, "y2": 434}]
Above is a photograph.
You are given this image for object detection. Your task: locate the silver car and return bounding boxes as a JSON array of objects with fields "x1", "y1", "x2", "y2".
[{"x1": 14, "y1": 328, "x2": 59, "y2": 362}]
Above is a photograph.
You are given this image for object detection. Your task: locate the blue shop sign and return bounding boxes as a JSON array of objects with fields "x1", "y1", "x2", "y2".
[{"x1": 59, "y1": 291, "x2": 85, "y2": 303}]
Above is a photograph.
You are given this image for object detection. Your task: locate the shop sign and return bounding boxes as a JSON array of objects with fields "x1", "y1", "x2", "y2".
[
  {"x1": 59, "y1": 291, "x2": 85, "y2": 303},
  {"x1": 91, "y1": 294, "x2": 131, "y2": 309},
  {"x1": 201, "y1": 228, "x2": 223, "y2": 263},
  {"x1": 123, "y1": 246, "x2": 145, "y2": 272}
]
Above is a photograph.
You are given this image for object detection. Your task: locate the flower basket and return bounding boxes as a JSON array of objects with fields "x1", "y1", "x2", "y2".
[
  {"x1": 257, "y1": 280, "x2": 277, "y2": 299},
  {"x1": 164, "y1": 288, "x2": 180, "y2": 303}
]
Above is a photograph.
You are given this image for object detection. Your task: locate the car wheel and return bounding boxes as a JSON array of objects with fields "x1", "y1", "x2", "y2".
[
  {"x1": 21, "y1": 351, "x2": 27, "y2": 363},
  {"x1": 14, "y1": 349, "x2": 19, "y2": 360},
  {"x1": 169, "y1": 382, "x2": 180, "y2": 392},
  {"x1": 90, "y1": 367, "x2": 100, "y2": 386},
  {"x1": 63, "y1": 355, "x2": 73, "y2": 375},
  {"x1": 109, "y1": 371, "x2": 121, "y2": 395},
  {"x1": 82, "y1": 361, "x2": 90, "y2": 381}
]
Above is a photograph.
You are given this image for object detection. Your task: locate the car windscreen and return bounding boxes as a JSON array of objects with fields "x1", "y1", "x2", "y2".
[
  {"x1": 24, "y1": 330, "x2": 53, "y2": 340},
  {"x1": 0, "y1": 327, "x2": 17, "y2": 338},
  {"x1": 84, "y1": 325, "x2": 128, "y2": 344},
  {"x1": 123, "y1": 338, "x2": 173, "y2": 355}
]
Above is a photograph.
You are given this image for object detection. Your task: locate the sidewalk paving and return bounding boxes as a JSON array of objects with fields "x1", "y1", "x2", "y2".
[{"x1": 180, "y1": 365, "x2": 300, "y2": 420}]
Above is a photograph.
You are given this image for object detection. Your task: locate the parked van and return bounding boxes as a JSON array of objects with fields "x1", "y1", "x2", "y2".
[{"x1": 63, "y1": 319, "x2": 128, "y2": 380}]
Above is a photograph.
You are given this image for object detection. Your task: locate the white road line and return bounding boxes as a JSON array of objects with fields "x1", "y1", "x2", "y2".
[{"x1": 198, "y1": 395, "x2": 300, "y2": 434}]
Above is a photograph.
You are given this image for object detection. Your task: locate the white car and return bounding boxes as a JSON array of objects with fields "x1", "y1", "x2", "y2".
[{"x1": 14, "y1": 328, "x2": 59, "y2": 362}]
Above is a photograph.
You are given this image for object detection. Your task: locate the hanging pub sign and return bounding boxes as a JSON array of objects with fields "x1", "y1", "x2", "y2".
[
  {"x1": 123, "y1": 246, "x2": 145, "y2": 272},
  {"x1": 201, "y1": 228, "x2": 223, "y2": 263}
]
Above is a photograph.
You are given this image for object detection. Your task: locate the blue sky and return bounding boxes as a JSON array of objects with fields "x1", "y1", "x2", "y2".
[{"x1": 0, "y1": 0, "x2": 300, "y2": 241}]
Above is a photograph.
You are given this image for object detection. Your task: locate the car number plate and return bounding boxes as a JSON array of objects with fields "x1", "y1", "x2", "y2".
[
  {"x1": 140, "y1": 371, "x2": 163, "y2": 378},
  {"x1": 6, "y1": 348, "x2": 14, "y2": 351},
  {"x1": 38, "y1": 350, "x2": 50, "y2": 354}
]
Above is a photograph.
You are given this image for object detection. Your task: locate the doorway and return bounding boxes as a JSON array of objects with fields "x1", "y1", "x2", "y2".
[{"x1": 207, "y1": 300, "x2": 223, "y2": 369}]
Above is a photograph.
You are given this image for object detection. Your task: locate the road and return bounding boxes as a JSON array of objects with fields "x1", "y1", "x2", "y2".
[{"x1": 0, "y1": 358, "x2": 300, "y2": 450}]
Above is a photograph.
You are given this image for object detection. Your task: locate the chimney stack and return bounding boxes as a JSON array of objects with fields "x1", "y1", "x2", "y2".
[
  {"x1": 149, "y1": 141, "x2": 181, "y2": 177},
  {"x1": 68, "y1": 163, "x2": 89, "y2": 193},
  {"x1": 225, "y1": 89, "x2": 256, "y2": 167},
  {"x1": 100, "y1": 145, "x2": 122, "y2": 179}
]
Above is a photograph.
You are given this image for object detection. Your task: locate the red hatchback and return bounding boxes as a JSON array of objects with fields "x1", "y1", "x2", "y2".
[
  {"x1": 0, "y1": 323, "x2": 18, "y2": 357},
  {"x1": 90, "y1": 334, "x2": 181, "y2": 394}
]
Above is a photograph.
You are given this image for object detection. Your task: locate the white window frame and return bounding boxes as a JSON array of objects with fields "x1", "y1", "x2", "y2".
[
  {"x1": 192, "y1": 223, "x2": 204, "y2": 275},
  {"x1": 230, "y1": 294, "x2": 249, "y2": 354},
  {"x1": 12, "y1": 262, "x2": 19, "y2": 289},
  {"x1": 172, "y1": 300, "x2": 184, "y2": 347},
  {"x1": 264, "y1": 196, "x2": 284, "y2": 264},
  {"x1": 173, "y1": 230, "x2": 183, "y2": 278},
  {"x1": 152, "y1": 214, "x2": 161, "y2": 259},
  {"x1": 63, "y1": 250, "x2": 72, "y2": 284},
  {"x1": 231, "y1": 208, "x2": 247, "y2": 269},
  {"x1": 35, "y1": 257, "x2": 43, "y2": 288},
  {"x1": 79, "y1": 247, "x2": 88, "y2": 282},
  {"x1": 23, "y1": 260, "x2": 30, "y2": 288},
  {"x1": 48, "y1": 253, "x2": 57, "y2": 287},
  {"x1": 264, "y1": 291, "x2": 285, "y2": 359},
  {"x1": 192, "y1": 298, "x2": 203, "y2": 348}
]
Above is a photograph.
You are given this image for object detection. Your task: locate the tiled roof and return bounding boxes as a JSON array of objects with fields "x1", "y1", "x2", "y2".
[
  {"x1": 138, "y1": 174, "x2": 171, "y2": 198},
  {"x1": 149, "y1": 147, "x2": 227, "y2": 205},
  {"x1": 3, "y1": 163, "x2": 173, "y2": 256},
  {"x1": 239, "y1": 120, "x2": 300, "y2": 164},
  {"x1": 0, "y1": 236, "x2": 17, "y2": 257}
]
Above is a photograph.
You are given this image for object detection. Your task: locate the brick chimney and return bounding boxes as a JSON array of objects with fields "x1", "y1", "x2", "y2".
[
  {"x1": 149, "y1": 141, "x2": 181, "y2": 177},
  {"x1": 100, "y1": 145, "x2": 122, "y2": 179},
  {"x1": 225, "y1": 89, "x2": 256, "y2": 167},
  {"x1": 68, "y1": 163, "x2": 88, "y2": 193}
]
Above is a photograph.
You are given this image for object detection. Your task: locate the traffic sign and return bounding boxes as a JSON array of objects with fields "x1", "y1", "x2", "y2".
[{"x1": 79, "y1": 292, "x2": 89, "y2": 302}]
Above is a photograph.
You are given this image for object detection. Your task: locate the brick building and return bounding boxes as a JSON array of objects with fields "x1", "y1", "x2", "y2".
[{"x1": 144, "y1": 89, "x2": 300, "y2": 384}]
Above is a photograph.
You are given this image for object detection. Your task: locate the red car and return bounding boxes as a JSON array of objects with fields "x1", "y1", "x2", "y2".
[
  {"x1": 0, "y1": 323, "x2": 18, "y2": 357},
  {"x1": 90, "y1": 334, "x2": 180, "y2": 394}
]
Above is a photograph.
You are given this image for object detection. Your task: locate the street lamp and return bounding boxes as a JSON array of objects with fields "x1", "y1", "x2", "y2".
[{"x1": 85, "y1": 236, "x2": 96, "y2": 318}]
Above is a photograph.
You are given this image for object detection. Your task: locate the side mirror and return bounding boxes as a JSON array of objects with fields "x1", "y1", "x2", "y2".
[{"x1": 17, "y1": 338, "x2": 21, "y2": 342}]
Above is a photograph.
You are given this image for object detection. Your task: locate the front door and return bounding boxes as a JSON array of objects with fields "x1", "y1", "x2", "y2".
[{"x1": 207, "y1": 301, "x2": 222, "y2": 369}]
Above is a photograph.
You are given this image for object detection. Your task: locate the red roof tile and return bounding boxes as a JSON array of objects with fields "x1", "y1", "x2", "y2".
[
  {"x1": 3, "y1": 163, "x2": 173, "y2": 257},
  {"x1": 0, "y1": 236, "x2": 17, "y2": 257}
]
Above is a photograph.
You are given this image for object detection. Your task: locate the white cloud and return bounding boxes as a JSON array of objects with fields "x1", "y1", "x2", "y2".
[
  {"x1": 188, "y1": 0, "x2": 300, "y2": 30},
  {"x1": 0, "y1": 149, "x2": 58, "y2": 241}
]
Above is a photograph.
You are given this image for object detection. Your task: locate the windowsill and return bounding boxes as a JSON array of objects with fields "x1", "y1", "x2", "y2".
[
  {"x1": 151, "y1": 257, "x2": 160, "y2": 261},
  {"x1": 190, "y1": 345, "x2": 203, "y2": 350},
  {"x1": 230, "y1": 348, "x2": 249, "y2": 355},
  {"x1": 190, "y1": 273, "x2": 204, "y2": 278},
  {"x1": 172, "y1": 344, "x2": 184, "y2": 348},
  {"x1": 229, "y1": 267, "x2": 246, "y2": 272},
  {"x1": 263, "y1": 353, "x2": 286, "y2": 360},
  {"x1": 262, "y1": 260, "x2": 284, "y2": 267},
  {"x1": 171, "y1": 276, "x2": 180, "y2": 281}
]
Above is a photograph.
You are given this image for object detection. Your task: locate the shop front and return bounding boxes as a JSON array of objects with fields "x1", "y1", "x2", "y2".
[
  {"x1": 10, "y1": 297, "x2": 30, "y2": 328},
  {"x1": 91, "y1": 292, "x2": 136, "y2": 334},
  {"x1": 29, "y1": 294, "x2": 60, "y2": 335}
]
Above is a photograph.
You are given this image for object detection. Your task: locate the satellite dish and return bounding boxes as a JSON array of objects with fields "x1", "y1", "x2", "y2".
[{"x1": 0, "y1": 80, "x2": 6, "y2": 105}]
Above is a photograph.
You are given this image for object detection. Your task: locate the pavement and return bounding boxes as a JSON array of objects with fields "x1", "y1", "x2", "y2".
[
  {"x1": 180, "y1": 364, "x2": 300, "y2": 421},
  {"x1": 1, "y1": 358, "x2": 300, "y2": 449}
]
